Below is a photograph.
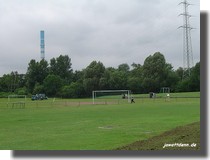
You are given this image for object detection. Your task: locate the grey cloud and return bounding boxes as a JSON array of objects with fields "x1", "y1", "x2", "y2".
[{"x1": 0, "y1": 0, "x2": 200, "y2": 76}]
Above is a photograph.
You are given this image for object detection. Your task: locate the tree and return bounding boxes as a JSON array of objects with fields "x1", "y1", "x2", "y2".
[
  {"x1": 142, "y1": 52, "x2": 175, "y2": 92},
  {"x1": 0, "y1": 71, "x2": 25, "y2": 92},
  {"x1": 84, "y1": 61, "x2": 105, "y2": 79},
  {"x1": 164, "y1": 68, "x2": 179, "y2": 92},
  {"x1": 72, "y1": 70, "x2": 85, "y2": 83},
  {"x1": 26, "y1": 59, "x2": 49, "y2": 92},
  {"x1": 0, "y1": 73, "x2": 13, "y2": 92},
  {"x1": 189, "y1": 62, "x2": 200, "y2": 91},
  {"x1": 83, "y1": 78, "x2": 95, "y2": 96},
  {"x1": 83, "y1": 61, "x2": 105, "y2": 95},
  {"x1": 43, "y1": 75, "x2": 63, "y2": 96},
  {"x1": 39, "y1": 59, "x2": 49, "y2": 82},
  {"x1": 26, "y1": 59, "x2": 37, "y2": 92},
  {"x1": 109, "y1": 70, "x2": 128, "y2": 90},
  {"x1": 15, "y1": 87, "x2": 27, "y2": 95},
  {"x1": 49, "y1": 55, "x2": 73, "y2": 83},
  {"x1": 99, "y1": 69, "x2": 112, "y2": 90},
  {"x1": 126, "y1": 63, "x2": 143, "y2": 93},
  {"x1": 130, "y1": 63, "x2": 142, "y2": 78},
  {"x1": 175, "y1": 67, "x2": 184, "y2": 81},
  {"x1": 175, "y1": 77, "x2": 191, "y2": 92},
  {"x1": 175, "y1": 62, "x2": 200, "y2": 92},
  {"x1": 118, "y1": 63, "x2": 130, "y2": 73},
  {"x1": 33, "y1": 83, "x2": 44, "y2": 94},
  {"x1": 60, "y1": 82, "x2": 85, "y2": 98},
  {"x1": 127, "y1": 77, "x2": 142, "y2": 93}
]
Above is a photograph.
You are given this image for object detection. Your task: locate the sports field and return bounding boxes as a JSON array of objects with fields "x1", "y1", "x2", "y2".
[{"x1": 0, "y1": 92, "x2": 200, "y2": 150}]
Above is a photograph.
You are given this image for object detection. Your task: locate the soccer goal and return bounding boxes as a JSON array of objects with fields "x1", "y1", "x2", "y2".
[
  {"x1": 7, "y1": 95, "x2": 26, "y2": 108},
  {"x1": 160, "y1": 87, "x2": 170, "y2": 93},
  {"x1": 92, "y1": 90, "x2": 131, "y2": 105}
]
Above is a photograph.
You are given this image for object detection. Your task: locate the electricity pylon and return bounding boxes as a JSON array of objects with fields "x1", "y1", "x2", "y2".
[{"x1": 178, "y1": 0, "x2": 194, "y2": 79}]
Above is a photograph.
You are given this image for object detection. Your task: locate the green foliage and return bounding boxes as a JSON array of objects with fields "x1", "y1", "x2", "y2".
[
  {"x1": 33, "y1": 83, "x2": 44, "y2": 94},
  {"x1": 0, "y1": 92, "x2": 13, "y2": 98},
  {"x1": 83, "y1": 61, "x2": 105, "y2": 95},
  {"x1": 26, "y1": 59, "x2": 49, "y2": 92},
  {"x1": 49, "y1": 55, "x2": 73, "y2": 82},
  {"x1": 0, "y1": 74, "x2": 13, "y2": 92},
  {"x1": 43, "y1": 75, "x2": 63, "y2": 96},
  {"x1": 60, "y1": 82, "x2": 85, "y2": 98},
  {"x1": 84, "y1": 61, "x2": 105, "y2": 79},
  {"x1": 189, "y1": 62, "x2": 200, "y2": 91},
  {"x1": 142, "y1": 52, "x2": 177, "y2": 92},
  {"x1": 24, "y1": 55, "x2": 73, "y2": 96},
  {"x1": 83, "y1": 78, "x2": 97, "y2": 96},
  {"x1": 109, "y1": 70, "x2": 128, "y2": 90},
  {"x1": 175, "y1": 62, "x2": 200, "y2": 92},
  {"x1": 15, "y1": 87, "x2": 27, "y2": 95},
  {"x1": 118, "y1": 63, "x2": 130, "y2": 72},
  {"x1": 127, "y1": 77, "x2": 142, "y2": 93},
  {"x1": 130, "y1": 63, "x2": 142, "y2": 78},
  {"x1": 0, "y1": 53, "x2": 200, "y2": 97},
  {"x1": 0, "y1": 72, "x2": 25, "y2": 92}
]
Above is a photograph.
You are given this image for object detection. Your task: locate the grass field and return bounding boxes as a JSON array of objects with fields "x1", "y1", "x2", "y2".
[
  {"x1": 0, "y1": 92, "x2": 200, "y2": 150},
  {"x1": 117, "y1": 122, "x2": 200, "y2": 150}
]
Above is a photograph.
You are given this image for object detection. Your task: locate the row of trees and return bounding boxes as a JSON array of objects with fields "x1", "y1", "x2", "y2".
[{"x1": 0, "y1": 52, "x2": 200, "y2": 98}]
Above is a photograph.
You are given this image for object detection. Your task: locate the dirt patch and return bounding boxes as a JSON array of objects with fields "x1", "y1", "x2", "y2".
[{"x1": 115, "y1": 122, "x2": 200, "y2": 150}]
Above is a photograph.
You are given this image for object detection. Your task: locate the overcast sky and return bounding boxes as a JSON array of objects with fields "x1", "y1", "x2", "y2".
[{"x1": 0, "y1": 0, "x2": 200, "y2": 76}]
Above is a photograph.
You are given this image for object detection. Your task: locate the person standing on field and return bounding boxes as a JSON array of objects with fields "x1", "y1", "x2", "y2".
[{"x1": 131, "y1": 97, "x2": 135, "y2": 103}]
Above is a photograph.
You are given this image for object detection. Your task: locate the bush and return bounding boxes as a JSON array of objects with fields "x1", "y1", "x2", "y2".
[
  {"x1": 15, "y1": 87, "x2": 27, "y2": 95},
  {"x1": 60, "y1": 82, "x2": 85, "y2": 98},
  {"x1": 33, "y1": 83, "x2": 44, "y2": 94},
  {"x1": 0, "y1": 92, "x2": 13, "y2": 98},
  {"x1": 43, "y1": 75, "x2": 63, "y2": 97}
]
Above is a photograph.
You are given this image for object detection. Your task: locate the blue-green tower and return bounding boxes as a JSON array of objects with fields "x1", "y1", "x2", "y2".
[{"x1": 40, "y1": 30, "x2": 45, "y2": 60}]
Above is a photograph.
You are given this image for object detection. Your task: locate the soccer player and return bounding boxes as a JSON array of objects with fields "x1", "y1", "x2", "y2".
[{"x1": 131, "y1": 97, "x2": 135, "y2": 103}]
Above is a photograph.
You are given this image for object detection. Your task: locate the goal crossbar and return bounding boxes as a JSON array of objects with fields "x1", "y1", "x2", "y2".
[{"x1": 92, "y1": 90, "x2": 131, "y2": 104}]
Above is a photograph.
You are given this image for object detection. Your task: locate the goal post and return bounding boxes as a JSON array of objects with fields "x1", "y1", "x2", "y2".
[
  {"x1": 7, "y1": 95, "x2": 27, "y2": 108},
  {"x1": 160, "y1": 87, "x2": 170, "y2": 93},
  {"x1": 92, "y1": 90, "x2": 131, "y2": 104}
]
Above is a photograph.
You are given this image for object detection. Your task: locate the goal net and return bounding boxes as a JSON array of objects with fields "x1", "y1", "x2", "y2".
[
  {"x1": 160, "y1": 87, "x2": 170, "y2": 93},
  {"x1": 7, "y1": 95, "x2": 26, "y2": 108},
  {"x1": 92, "y1": 90, "x2": 131, "y2": 105}
]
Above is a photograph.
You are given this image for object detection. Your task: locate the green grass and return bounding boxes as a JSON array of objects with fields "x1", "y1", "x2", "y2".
[
  {"x1": 134, "y1": 92, "x2": 200, "y2": 98},
  {"x1": 116, "y1": 122, "x2": 200, "y2": 150},
  {"x1": 0, "y1": 93, "x2": 200, "y2": 150}
]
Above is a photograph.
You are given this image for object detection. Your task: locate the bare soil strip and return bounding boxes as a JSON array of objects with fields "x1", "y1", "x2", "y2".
[{"x1": 116, "y1": 122, "x2": 200, "y2": 150}]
